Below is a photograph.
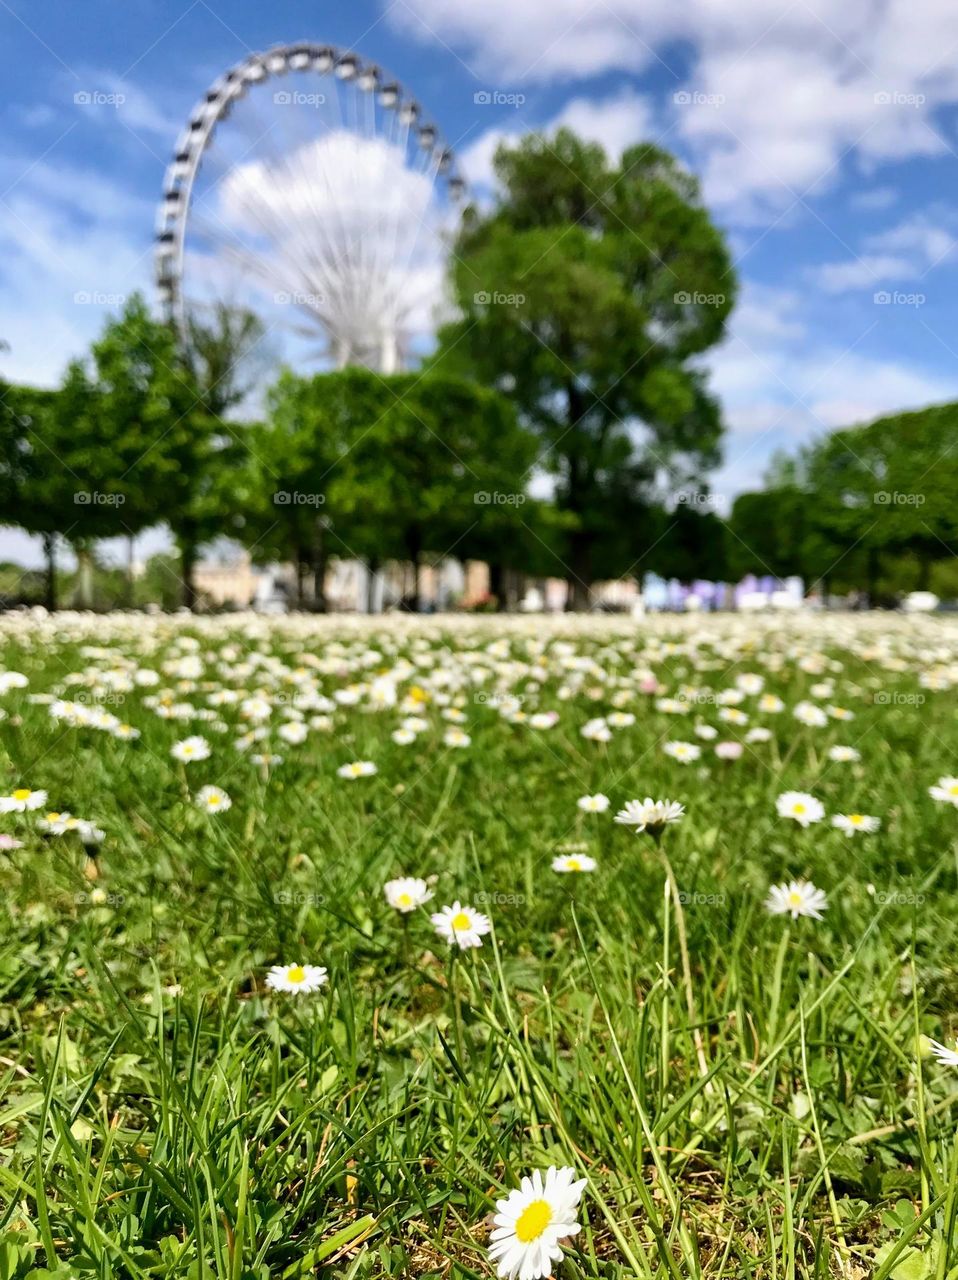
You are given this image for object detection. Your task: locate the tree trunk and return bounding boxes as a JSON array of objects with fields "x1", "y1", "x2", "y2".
[
  {"x1": 42, "y1": 532, "x2": 57, "y2": 611},
  {"x1": 312, "y1": 518, "x2": 327, "y2": 612},
  {"x1": 180, "y1": 543, "x2": 197, "y2": 610},
  {"x1": 366, "y1": 557, "x2": 380, "y2": 614},
  {"x1": 75, "y1": 545, "x2": 95, "y2": 609},
  {"x1": 866, "y1": 546, "x2": 880, "y2": 605},
  {"x1": 124, "y1": 535, "x2": 136, "y2": 607},
  {"x1": 565, "y1": 536, "x2": 592, "y2": 612},
  {"x1": 411, "y1": 553, "x2": 422, "y2": 612},
  {"x1": 295, "y1": 547, "x2": 307, "y2": 608},
  {"x1": 488, "y1": 560, "x2": 505, "y2": 611}
]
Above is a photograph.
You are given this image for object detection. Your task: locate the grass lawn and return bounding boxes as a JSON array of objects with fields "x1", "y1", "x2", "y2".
[{"x1": 1, "y1": 610, "x2": 957, "y2": 1279}]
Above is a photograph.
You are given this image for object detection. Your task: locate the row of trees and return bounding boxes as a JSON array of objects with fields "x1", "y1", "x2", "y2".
[
  {"x1": 0, "y1": 310, "x2": 730, "y2": 610},
  {"x1": 727, "y1": 405, "x2": 958, "y2": 601},
  {"x1": 0, "y1": 128, "x2": 745, "y2": 610}
]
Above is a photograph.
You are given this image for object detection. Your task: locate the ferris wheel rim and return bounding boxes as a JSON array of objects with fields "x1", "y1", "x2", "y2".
[{"x1": 154, "y1": 41, "x2": 467, "y2": 335}]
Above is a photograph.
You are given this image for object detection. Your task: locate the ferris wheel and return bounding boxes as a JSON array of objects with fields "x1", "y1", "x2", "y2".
[{"x1": 155, "y1": 43, "x2": 466, "y2": 372}]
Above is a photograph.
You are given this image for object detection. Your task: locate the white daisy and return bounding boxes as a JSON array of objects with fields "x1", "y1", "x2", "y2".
[
  {"x1": 337, "y1": 761, "x2": 377, "y2": 779},
  {"x1": 195, "y1": 785, "x2": 231, "y2": 813},
  {"x1": 443, "y1": 728, "x2": 472, "y2": 748},
  {"x1": 552, "y1": 854, "x2": 597, "y2": 873},
  {"x1": 171, "y1": 736, "x2": 210, "y2": 763},
  {"x1": 828, "y1": 745, "x2": 860, "y2": 763},
  {"x1": 745, "y1": 727, "x2": 772, "y2": 743},
  {"x1": 488, "y1": 1165, "x2": 588, "y2": 1280},
  {"x1": 765, "y1": 880, "x2": 828, "y2": 919},
  {"x1": 929, "y1": 777, "x2": 958, "y2": 806},
  {"x1": 775, "y1": 791, "x2": 825, "y2": 827},
  {"x1": 580, "y1": 718, "x2": 611, "y2": 742},
  {"x1": 831, "y1": 812, "x2": 880, "y2": 836},
  {"x1": 928, "y1": 1037, "x2": 958, "y2": 1067},
  {"x1": 265, "y1": 963, "x2": 328, "y2": 994},
  {"x1": 384, "y1": 876, "x2": 433, "y2": 912},
  {"x1": 663, "y1": 741, "x2": 701, "y2": 764},
  {"x1": 715, "y1": 741, "x2": 743, "y2": 760},
  {"x1": 614, "y1": 798, "x2": 685, "y2": 834},
  {"x1": 391, "y1": 729, "x2": 417, "y2": 745},
  {"x1": 0, "y1": 788, "x2": 48, "y2": 812},
  {"x1": 277, "y1": 720, "x2": 308, "y2": 745},
  {"x1": 794, "y1": 701, "x2": 828, "y2": 728},
  {"x1": 430, "y1": 901, "x2": 491, "y2": 950},
  {"x1": 576, "y1": 794, "x2": 609, "y2": 813}
]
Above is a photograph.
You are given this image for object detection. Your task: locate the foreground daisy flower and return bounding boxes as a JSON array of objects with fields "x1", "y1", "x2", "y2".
[
  {"x1": 929, "y1": 776, "x2": 958, "y2": 806},
  {"x1": 488, "y1": 1165, "x2": 587, "y2": 1280},
  {"x1": 765, "y1": 880, "x2": 828, "y2": 919},
  {"x1": 552, "y1": 854, "x2": 597, "y2": 873},
  {"x1": 171, "y1": 736, "x2": 210, "y2": 763},
  {"x1": 384, "y1": 876, "x2": 433, "y2": 912},
  {"x1": 195, "y1": 785, "x2": 231, "y2": 813},
  {"x1": 430, "y1": 901, "x2": 491, "y2": 950},
  {"x1": 265, "y1": 963, "x2": 328, "y2": 993},
  {"x1": 663, "y1": 740, "x2": 701, "y2": 764},
  {"x1": 614, "y1": 797, "x2": 684, "y2": 834},
  {"x1": 928, "y1": 1037, "x2": 958, "y2": 1067},
  {"x1": 576, "y1": 794, "x2": 609, "y2": 813},
  {"x1": 337, "y1": 760, "x2": 377, "y2": 779},
  {"x1": 0, "y1": 787, "x2": 48, "y2": 812},
  {"x1": 775, "y1": 791, "x2": 825, "y2": 827},
  {"x1": 831, "y1": 812, "x2": 880, "y2": 836}
]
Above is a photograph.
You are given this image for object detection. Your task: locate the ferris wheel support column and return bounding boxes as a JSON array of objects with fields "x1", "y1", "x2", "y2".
[{"x1": 379, "y1": 331, "x2": 399, "y2": 375}]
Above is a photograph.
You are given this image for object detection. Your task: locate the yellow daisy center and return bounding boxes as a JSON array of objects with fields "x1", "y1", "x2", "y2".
[
  {"x1": 566, "y1": 858, "x2": 582, "y2": 871},
  {"x1": 450, "y1": 911, "x2": 471, "y2": 930},
  {"x1": 515, "y1": 1199, "x2": 552, "y2": 1243},
  {"x1": 46, "y1": 812, "x2": 61, "y2": 822},
  {"x1": 792, "y1": 803, "x2": 805, "y2": 815},
  {"x1": 950, "y1": 784, "x2": 958, "y2": 796},
  {"x1": 787, "y1": 890, "x2": 804, "y2": 907},
  {"x1": 182, "y1": 746, "x2": 194, "y2": 757},
  {"x1": 849, "y1": 814, "x2": 863, "y2": 824},
  {"x1": 207, "y1": 795, "x2": 221, "y2": 806},
  {"x1": 398, "y1": 892, "x2": 413, "y2": 907},
  {"x1": 12, "y1": 789, "x2": 31, "y2": 801},
  {"x1": 286, "y1": 965, "x2": 306, "y2": 984}
]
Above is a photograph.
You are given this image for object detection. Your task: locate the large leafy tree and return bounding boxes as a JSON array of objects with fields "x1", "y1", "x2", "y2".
[
  {"x1": 11, "y1": 296, "x2": 218, "y2": 607},
  {"x1": 435, "y1": 129, "x2": 736, "y2": 608},
  {"x1": 0, "y1": 384, "x2": 63, "y2": 607},
  {"x1": 245, "y1": 367, "x2": 536, "y2": 611}
]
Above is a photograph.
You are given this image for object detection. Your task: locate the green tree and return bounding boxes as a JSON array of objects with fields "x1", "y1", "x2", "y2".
[
  {"x1": 435, "y1": 129, "x2": 736, "y2": 608},
  {"x1": 182, "y1": 303, "x2": 272, "y2": 418},
  {"x1": 249, "y1": 367, "x2": 536, "y2": 611},
  {"x1": 0, "y1": 383, "x2": 62, "y2": 607}
]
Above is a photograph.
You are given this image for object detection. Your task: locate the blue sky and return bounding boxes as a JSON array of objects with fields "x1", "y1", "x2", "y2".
[{"x1": 3, "y1": 0, "x2": 958, "y2": 563}]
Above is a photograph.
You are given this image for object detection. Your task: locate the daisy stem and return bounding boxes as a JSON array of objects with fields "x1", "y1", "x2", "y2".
[
  {"x1": 660, "y1": 848, "x2": 711, "y2": 1087},
  {"x1": 449, "y1": 951, "x2": 465, "y2": 1063}
]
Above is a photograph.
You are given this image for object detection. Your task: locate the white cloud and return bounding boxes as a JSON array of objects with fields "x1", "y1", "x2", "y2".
[
  {"x1": 809, "y1": 214, "x2": 956, "y2": 292},
  {"x1": 390, "y1": 0, "x2": 958, "y2": 211}
]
